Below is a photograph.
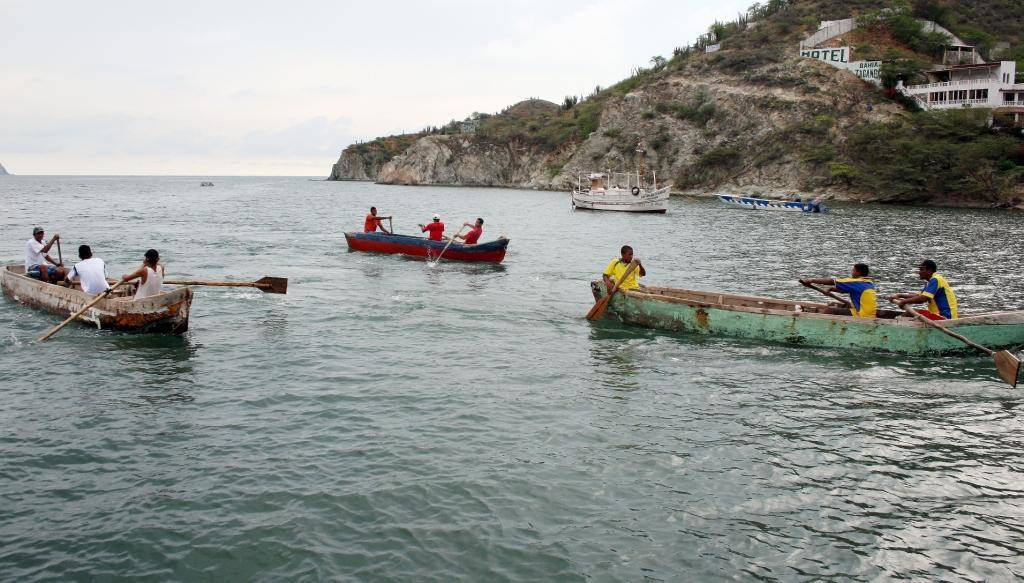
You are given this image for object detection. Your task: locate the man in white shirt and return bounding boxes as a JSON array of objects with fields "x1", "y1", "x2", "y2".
[
  {"x1": 64, "y1": 245, "x2": 110, "y2": 295},
  {"x1": 25, "y1": 227, "x2": 66, "y2": 283}
]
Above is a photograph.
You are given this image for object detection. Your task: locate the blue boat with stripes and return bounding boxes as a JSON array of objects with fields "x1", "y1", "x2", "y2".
[{"x1": 718, "y1": 195, "x2": 827, "y2": 213}]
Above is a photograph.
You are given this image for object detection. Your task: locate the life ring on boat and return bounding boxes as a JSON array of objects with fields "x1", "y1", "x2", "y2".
[{"x1": 631, "y1": 187, "x2": 641, "y2": 196}]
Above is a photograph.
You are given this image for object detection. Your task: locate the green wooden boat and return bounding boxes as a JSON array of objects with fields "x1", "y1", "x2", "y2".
[{"x1": 590, "y1": 282, "x2": 1024, "y2": 355}]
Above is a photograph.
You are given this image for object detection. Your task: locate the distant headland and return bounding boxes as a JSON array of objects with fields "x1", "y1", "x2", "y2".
[
  {"x1": 0, "y1": 163, "x2": 8, "y2": 176},
  {"x1": 329, "y1": 0, "x2": 1024, "y2": 208}
]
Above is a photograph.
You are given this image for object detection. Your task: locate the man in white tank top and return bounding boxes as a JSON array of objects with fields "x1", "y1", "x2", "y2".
[
  {"x1": 63, "y1": 245, "x2": 110, "y2": 295},
  {"x1": 121, "y1": 249, "x2": 165, "y2": 300}
]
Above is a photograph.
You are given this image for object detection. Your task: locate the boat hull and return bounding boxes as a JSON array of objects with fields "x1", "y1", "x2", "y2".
[
  {"x1": 344, "y1": 232, "x2": 509, "y2": 263},
  {"x1": 2, "y1": 265, "x2": 191, "y2": 334},
  {"x1": 572, "y1": 186, "x2": 670, "y2": 213},
  {"x1": 591, "y1": 282, "x2": 1024, "y2": 355},
  {"x1": 718, "y1": 195, "x2": 826, "y2": 213}
]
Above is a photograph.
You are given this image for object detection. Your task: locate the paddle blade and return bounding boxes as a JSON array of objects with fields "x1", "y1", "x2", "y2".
[
  {"x1": 993, "y1": 351, "x2": 1021, "y2": 388},
  {"x1": 256, "y1": 276, "x2": 288, "y2": 294},
  {"x1": 586, "y1": 295, "x2": 611, "y2": 321}
]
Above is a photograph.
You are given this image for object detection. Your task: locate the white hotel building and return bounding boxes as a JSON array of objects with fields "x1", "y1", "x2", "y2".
[
  {"x1": 800, "y1": 19, "x2": 1024, "y2": 127},
  {"x1": 899, "y1": 58, "x2": 1024, "y2": 122}
]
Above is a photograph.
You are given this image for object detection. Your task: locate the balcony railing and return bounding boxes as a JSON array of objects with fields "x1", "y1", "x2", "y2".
[
  {"x1": 926, "y1": 98, "x2": 991, "y2": 107},
  {"x1": 904, "y1": 79, "x2": 998, "y2": 91}
]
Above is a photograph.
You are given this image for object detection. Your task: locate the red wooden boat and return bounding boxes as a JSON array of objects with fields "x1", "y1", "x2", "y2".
[{"x1": 344, "y1": 232, "x2": 510, "y2": 263}]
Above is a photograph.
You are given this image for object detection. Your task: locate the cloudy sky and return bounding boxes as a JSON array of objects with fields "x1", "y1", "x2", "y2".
[{"x1": 2, "y1": 0, "x2": 752, "y2": 176}]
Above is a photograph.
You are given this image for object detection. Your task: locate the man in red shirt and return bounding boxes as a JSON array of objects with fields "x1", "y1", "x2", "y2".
[
  {"x1": 418, "y1": 214, "x2": 445, "y2": 241},
  {"x1": 454, "y1": 218, "x2": 484, "y2": 245},
  {"x1": 364, "y1": 207, "x2": 392, "y2": 234}
]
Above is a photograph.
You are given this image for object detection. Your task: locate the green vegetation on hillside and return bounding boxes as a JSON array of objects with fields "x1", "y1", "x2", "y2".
[
  {"x1": 337, "y1": 0, "x2": 1024, "y2": 204},
  {"x1": 841, "y1": 110, "x2": 1023, "y2": 203}
]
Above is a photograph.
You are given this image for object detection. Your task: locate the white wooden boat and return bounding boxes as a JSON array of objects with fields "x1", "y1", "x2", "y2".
[
  {"x1": 1, "y1": 265, "x2": 191, "y2": 334},
  {"x1": 718, "y1": 194, "x2": 827, "y2": 213},
  {"x1": 572, "y1": 172, "x2": 670, "y2": 213}
]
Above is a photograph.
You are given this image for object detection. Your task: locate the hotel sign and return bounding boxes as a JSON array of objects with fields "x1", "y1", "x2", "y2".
[
  {"x1": 853, "y1": 60, "x2": 881, "y2": 80},
  {"x1": 800, "y1": 46, "x2": 849, "y2": 64},
  {"x1": 798, "y1": 45, "x2": 882, "y2": 85}
]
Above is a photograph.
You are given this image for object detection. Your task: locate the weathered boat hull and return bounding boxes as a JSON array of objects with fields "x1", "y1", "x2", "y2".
[
  {"x1": 718, "y1": 195, "x2": 826, "y2": 213},
  {"x1": 572, "y1": 186, "x2": 670, "y2": 213},
  {"x1": 591, "y1": 282, "x2": 1024, "y2": 355},
  {"x1": 2, "y1": 265, "x2": 191, "y2": 334},
  {"x1": 344, "y1": 232, "x2": 509, "y2": 263}
]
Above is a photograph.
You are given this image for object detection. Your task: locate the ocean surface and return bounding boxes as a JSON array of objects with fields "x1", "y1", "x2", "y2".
[{"x1": 2, "y1": 176, "x2": 1023, "y2": 581}]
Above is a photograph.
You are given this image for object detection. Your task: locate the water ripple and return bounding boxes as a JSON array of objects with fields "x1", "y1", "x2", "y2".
[{"x1": 2, "y1": 177, "x2": 1024, "y2": 580}]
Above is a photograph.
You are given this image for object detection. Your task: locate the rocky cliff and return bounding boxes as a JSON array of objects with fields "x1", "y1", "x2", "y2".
[
  {"x1": 367, "y1": 61, "x2": 900, "y2": 201},
  {"x1": 329, "y1": 134, "x2": 425, "y2": 181},
  {"x1": 0, "y1": 163, "x2": 8, "y2": 176},
  {"x1": 328, "y1": 0, "x2": 1024, "y2": 206}
]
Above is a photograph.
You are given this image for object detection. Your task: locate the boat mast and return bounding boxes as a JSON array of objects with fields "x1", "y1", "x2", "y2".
[{"x1": 635, "y1": 139, "x2": 646, "y2": 189}]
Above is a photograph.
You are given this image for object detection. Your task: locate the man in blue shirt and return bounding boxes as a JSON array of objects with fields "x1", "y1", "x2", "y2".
[
  {"x1": 800, "y1": 263, "x2": 877, "y2": 317},
  {"x1": 889, "y1": 259, "x2": 958, "y2": 320}
]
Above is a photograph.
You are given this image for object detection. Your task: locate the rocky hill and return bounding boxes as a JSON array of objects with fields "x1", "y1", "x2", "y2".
[{"x1": 328, "y1": 0, "x2": 1024, "y2": 207}]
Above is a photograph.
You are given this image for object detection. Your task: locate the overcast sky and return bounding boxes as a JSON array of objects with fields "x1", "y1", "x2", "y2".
[{"x1": 1, "y1": 0, "x2": 752, "y2": 176}]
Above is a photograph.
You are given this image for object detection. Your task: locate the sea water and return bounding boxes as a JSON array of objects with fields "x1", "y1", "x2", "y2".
[{"x1": 1, "y1": 176, "x2": 1023, "y2": 580}]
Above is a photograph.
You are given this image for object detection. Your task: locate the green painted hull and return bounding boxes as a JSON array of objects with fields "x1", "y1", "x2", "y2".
[{"x1": 591, "y1": 282, "x2": 1024, "y2": 355}]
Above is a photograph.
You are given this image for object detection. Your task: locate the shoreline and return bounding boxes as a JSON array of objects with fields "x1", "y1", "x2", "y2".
[{"x1": 326, "y1": 178, "x2": 1024, "y2": 211}]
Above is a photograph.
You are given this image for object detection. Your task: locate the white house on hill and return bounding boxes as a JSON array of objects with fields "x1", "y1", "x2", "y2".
[
  {"x1": 798, "y1": 17, "x2": 1024, "y2": 126},
  {"x1": 899, "y1": 60, "x2": 1024, "y2": 122}
]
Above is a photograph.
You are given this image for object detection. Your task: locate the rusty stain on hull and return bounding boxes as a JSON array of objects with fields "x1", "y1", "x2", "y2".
[{"x1": 695, "y1": 308, "x2": 710, "y2": 329}]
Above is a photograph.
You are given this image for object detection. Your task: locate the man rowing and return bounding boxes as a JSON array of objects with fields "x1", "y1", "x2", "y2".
[
  {"x1": 889, "y1": 259, "x2": 958, "y2": 320},
  {"x1": 800, "y1": 263, "x2": 877, "y2": 317},
  {"x1": 63, "y1": 245, "x2": 110, "y2": 295},
  {"x1": 25, "y1": 227, "x2": 67, "y2": 283},
  {"x1": 364, "y1": 206, "x2": 392, "y2": 234},
  {"x1": 453, "y1": 218, "x2": 484, "y2": 245},
  {"x1": 603, "y1": 245, "x2": 645, "y2": 293},
  {"x1": 418, "y1": 214, "x2": 445, "y2": 241}
]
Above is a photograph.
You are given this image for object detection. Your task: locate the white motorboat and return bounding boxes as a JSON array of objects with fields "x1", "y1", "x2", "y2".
[
  {"x1": 572, "y1": 173, "x2": 671, "y2": 213},
  {"x1": 571, "y1": 141, "x2": 671, "y2": 213}
]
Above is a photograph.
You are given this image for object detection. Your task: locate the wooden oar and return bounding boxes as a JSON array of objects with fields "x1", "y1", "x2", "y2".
[
  {"x1": 800, "y1": 280, "x2": 853, "y2": 308},
  {"x1": 388, "y1": 217, "x2": 393, "y2": 235},
  {"x1": 901, "y1": 305, "x2": 1020, "y2": 388},
  {"x1": 163, "y1": 276, "x2": 288, "y2": 294},
  {"x1": 56, "y1": 239, "x2": 63, "y2": 267},
  {"x1": 587, "y1": 260, "x2": 639, "y2": 321},
  {"x1": 39, "y1": 281, "x2": 124, "y2": 342},
  {"x1": 432, "y1": 225, "x2": 466, "y2": 264}
]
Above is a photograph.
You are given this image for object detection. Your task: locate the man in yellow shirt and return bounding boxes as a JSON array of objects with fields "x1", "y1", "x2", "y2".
[
  {"x1": 889, "y1": 259, "x2": 958, "y2": 320},
  {"x1": 603, "y1": 245, "x2": 646, "y2": 293}
]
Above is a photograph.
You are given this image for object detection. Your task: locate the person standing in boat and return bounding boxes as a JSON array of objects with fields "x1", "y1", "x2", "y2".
[
  {"x1": 889, "y1": 259, "x2": 958, "y2": 320},
  {"x1": 364, "y1": 207, "x2": 392, "y2": 234},
  {"x1": 603, "y1": 245, "x2": 646, "y2": 293},
  {"x1": 800, "y1": 263, "x2": 877, "y2": 317},
  {"x1": 418, "y1": 214, "x2": 445, "y2": 241},
  {"x1": 121, "y1": 249, "x2": 165, "y2": 300},
  {"x1": 453, "y1": 218, "x2": 484, "y2": 245},
  {"x1": 63, "y1": 245, "x2": 110, "y2": 295},
  {"x1": 25, "y1": 227, "x2": 67, "y2": 283}
]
